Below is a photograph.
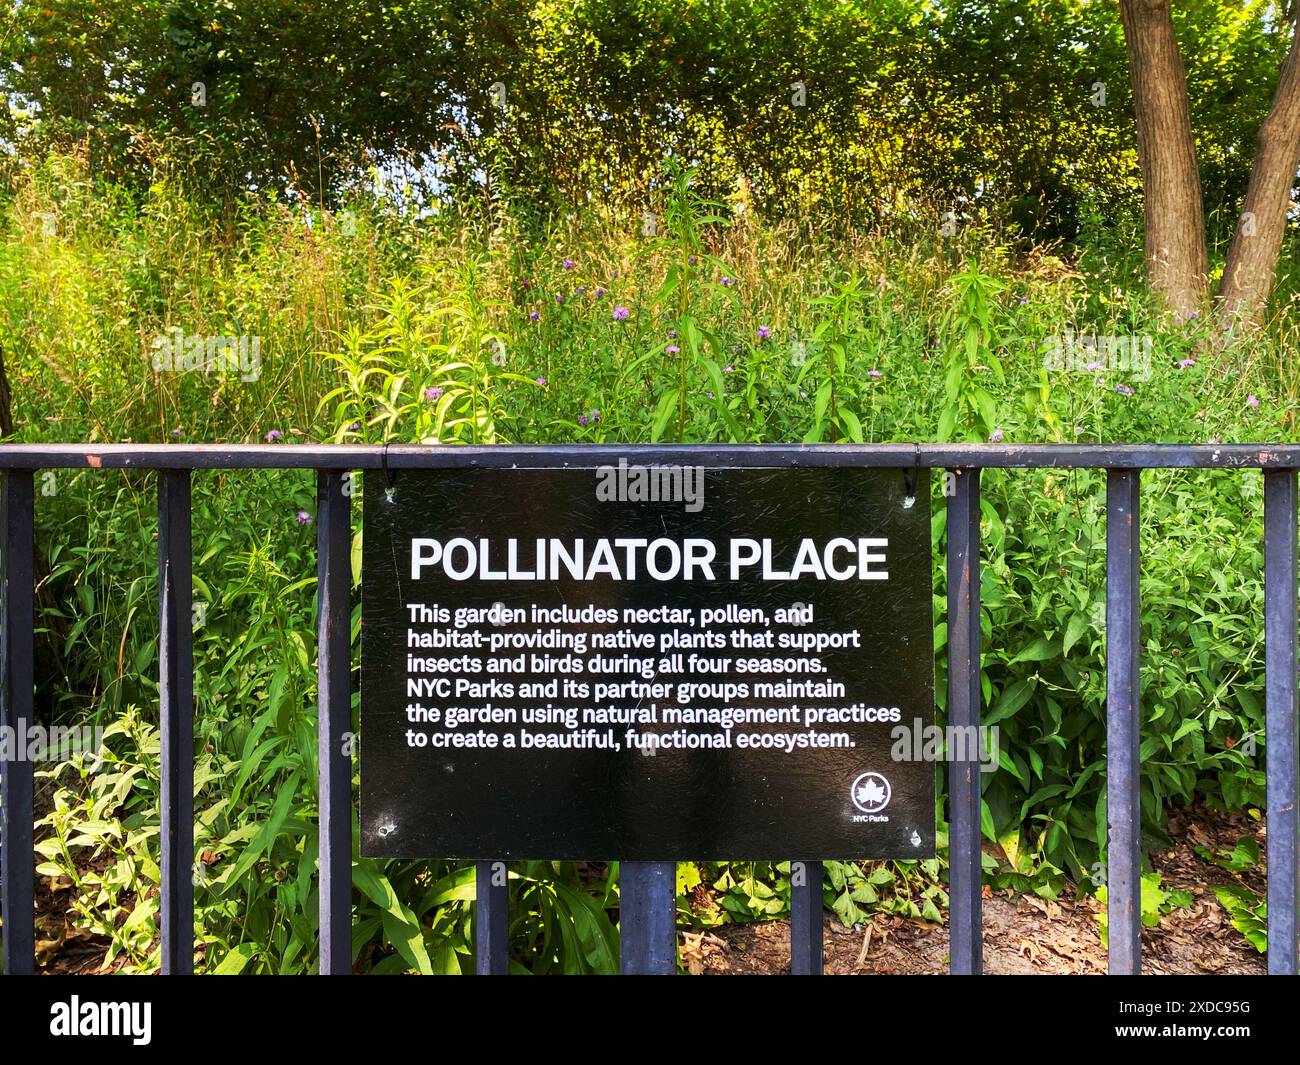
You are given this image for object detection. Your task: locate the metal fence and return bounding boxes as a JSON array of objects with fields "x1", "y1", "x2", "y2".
[{"x1": 0, "y1": 443, "x2": 1296, "y2": 976}]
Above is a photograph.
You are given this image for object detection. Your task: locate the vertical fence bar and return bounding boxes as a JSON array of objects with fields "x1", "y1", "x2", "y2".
[
  {"x1": 1264, "y1": 469, "x2": 1299, "y2": 975},
  {"x1": 159, "y1": 469, "x2": 194, "y2": 975},
  {"x1": 1, "y1": 471, "x2": 35, "y2": 974},
  {"x1": 316, "y1": 471, "x2": 353, "y2": 974},
  {"x1": 475, "y1": 861, "x2": 509, "y2": 974},
  {"x1": 789, "y1": 860, "x2": 824, "y2": 974},
  {"x1": 947, "y1": 467, "x2": 982, "y2": 975},
  {"x1": 620, "y1": 861, "x2": 676, "y2": 974},
  {"x1": 1106, "y1": 469, "x2": 1141, "y2": 975}
]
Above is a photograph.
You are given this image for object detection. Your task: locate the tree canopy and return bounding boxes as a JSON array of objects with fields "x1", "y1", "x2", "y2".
[{"x1": 2, "y1": 0, "x2": 1292, "y2": 243}]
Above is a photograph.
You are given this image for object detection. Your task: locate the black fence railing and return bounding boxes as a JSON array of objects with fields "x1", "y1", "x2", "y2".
[{"x1": 0, "y1": 443, "x2": 1296, "y2": 976}]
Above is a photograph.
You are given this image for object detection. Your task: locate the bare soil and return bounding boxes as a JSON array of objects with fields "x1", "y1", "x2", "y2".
[{"x1": 685, "y1": 804, "x2": 1268, "y2": 975}]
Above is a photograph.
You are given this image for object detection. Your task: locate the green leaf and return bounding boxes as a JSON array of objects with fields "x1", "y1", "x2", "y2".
[
  {"x1": 212, "y1": 942, "x2": 258, "y2": 975},
  {"x1": 986, "y1": 678, "x2": 1035, "y2": 725},
  {"x1": 354, "y1": 861, "x2": 434, "y2": 974},
  {"x1": 221, "y1": 773, "x2": 299, "y2": 892},
  {"x1": 980, "y1": 799, "x2": 996, "y2": 841},
  {"x1": 1008, "y1": 636, "x2": 1058, "y2": 665},
  {"x1": 1062, "y1": 613, "x2": 1089, "y2": 656},
  {"x1": 838, "y1": 407, "x2": 864, "y2": 443},
  {"x1": 650, "y1": 389, "x2": 679, "y2": 442},
  {"x1": 813, "y1": 379, "x2": 832, "y2": 425}
]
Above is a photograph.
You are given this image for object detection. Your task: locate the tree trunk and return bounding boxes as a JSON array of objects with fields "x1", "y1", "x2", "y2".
[
  {"x1": 1119, "y1": 0, "x2": 1208, "y2": 318},
  {"x1": 0, "y1": 342, "x2": 13, "y2": 438},
  {"x1": 1219, "y1": 24, "x2": 1300, "y2": 330}
]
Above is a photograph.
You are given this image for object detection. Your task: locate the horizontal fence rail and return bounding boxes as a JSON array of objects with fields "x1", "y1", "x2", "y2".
[
  {"x1": 0, "y1": 441, "x2": 1298, "y2": 469},
  {"x1": 0, "y1": 442, "x2": 1296, "y2": 976}
]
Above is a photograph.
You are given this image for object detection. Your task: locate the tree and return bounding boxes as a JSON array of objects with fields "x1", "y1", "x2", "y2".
[
  {"x1": 1120, "y1": 0, "x2": 1300, "y2": 327},
  {"x1": 1219, "y1": 22, "x2": 1300, "y2": 326},
  {"x1": 1118, "y1": 0, "x2": 1208, "y2": 319}
]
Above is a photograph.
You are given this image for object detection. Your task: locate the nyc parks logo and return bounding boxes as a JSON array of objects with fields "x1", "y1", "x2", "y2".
[{"x1": 850, "y1": 771, "x2": 891, "y2": 822}]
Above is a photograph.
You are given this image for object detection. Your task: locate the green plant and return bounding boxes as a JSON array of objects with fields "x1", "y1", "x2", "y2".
[
  {"x1": 938, "y1": 258, "x2": 1006, "y2": 443},
  {"x1": 320, "y1": 271, "x2": 536, "y2": 445},
  {"x1": 1096, "y1": 872, "x2": 1193, "y2": 945},
  {"x1": 802, "y1": 272, "x2": 871, "y2": 443},
  {"x1": 1195, "y1": 836, "x2": 1261, "y2": 875},
  {"x1": 1214, "y1": 886, "x2": 1267, "y2": 953},
  {"x1": 627, "y1": 164, "x2": 741, "y2": 442},
  {"x1": 35, "y1": 708, "x2": 161, "y2": 970}
]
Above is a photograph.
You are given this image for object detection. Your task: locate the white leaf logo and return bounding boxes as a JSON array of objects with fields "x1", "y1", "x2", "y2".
[{"x1": 851, "y1": 772, "x2": 891, "y2": 813}]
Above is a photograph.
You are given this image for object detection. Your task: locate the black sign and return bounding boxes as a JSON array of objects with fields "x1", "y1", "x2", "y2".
[{"x1": 360, "y1": 464, "x2": 934, "y2": 860}]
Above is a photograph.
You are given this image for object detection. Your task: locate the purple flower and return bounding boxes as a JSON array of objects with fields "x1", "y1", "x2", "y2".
[
  {"x1": 612, "y1": 305, "x2": 630, "y2": 320},
  {"x1": 706, "y1": 389, "x2": 715, "y2": 398},
  {"x1": 1086, "y1": 361, "x2": 1102, "y2": 371},
  {"x1": 347, "y1": 421, "x2": 361, "y2": 432},
  {"x1": 989, "y1": 429, "x2": 1003, "y2": 443},
  {"x1": 868, "y1": 369, "x2": 883, "y2": 378},
  {"x1": 591, "y1": 409, "x2": 602, "y2": 422},
  {"x1": 534, "y1": 376, "x2": 547, "y2": 386},
  {"x1": 264, "y1": 429, "x2": 283, "y2": 442},
  {"x1": 668, "y1": 329, "x2": 677, "y2": 339},
  {"x1": 1116, "y1": 384, "x2": 1134, "y2": 395},
  {"x1": 723, "y1": 365, "x2": 734, "y2": 374},
  {"x1": 720, "y1": 276, "x2": 734, "y2": 287},
  {"x1": 1189, "y1": 311, "x2": 1199, "y2": 320},
  {"x1": 520, "y1": 279, "x2": 531, "y2": 289},
  {"x1": 424, "y1": 386, "x2": 443, "y2": 402},
  {"x1": 529, "y1": 309, "x2": 540, "y2": 321},
  {"x1": 577, "y1": 414, "x2": 588, "y2": 427},
  {"x1": 295, "y1": 510, "x2": 311, "y2": 526},
  {"x1": 576, "y1": 286, "x2": 587, "y2": 296},
  {"x1": 666, "y1": 344, "x2": 680, "y2": 354},
  {"x1": 1018, "y1": 296, "x2": 1029, "y2": 304},
  {"x1": 1178, "y1": 358, "x2": 1196, "y2": 368},
  {"x1": 757, "y1": 326, "x2": 770, "y2": 340},
  {"x1": 555, "y1": 294, "x2": 565, "y2": 305},
  {"x1": 562, "y1": 258, "x2": 575, "y2": 271},
  {"x1": 594, "y1": 287, "x2": 605, "y2": 298},
  {"x1": 1247, "y1": 394, "x2": 1260, "y2": 407},
  {"x1": 688, "y1": 256, "x2": 697, "y2": 266},
  {"x1": 171, "y1": 428, "x2": 182, "y2": 438}
]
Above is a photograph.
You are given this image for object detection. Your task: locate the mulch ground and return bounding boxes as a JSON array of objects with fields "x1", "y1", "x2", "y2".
[
  {"x1": 687, "y1": 804, "x2": 1268, "y2": 975},
  {"x1": 35, "y1": 802, "x2": 1266, "y2": 974}
]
